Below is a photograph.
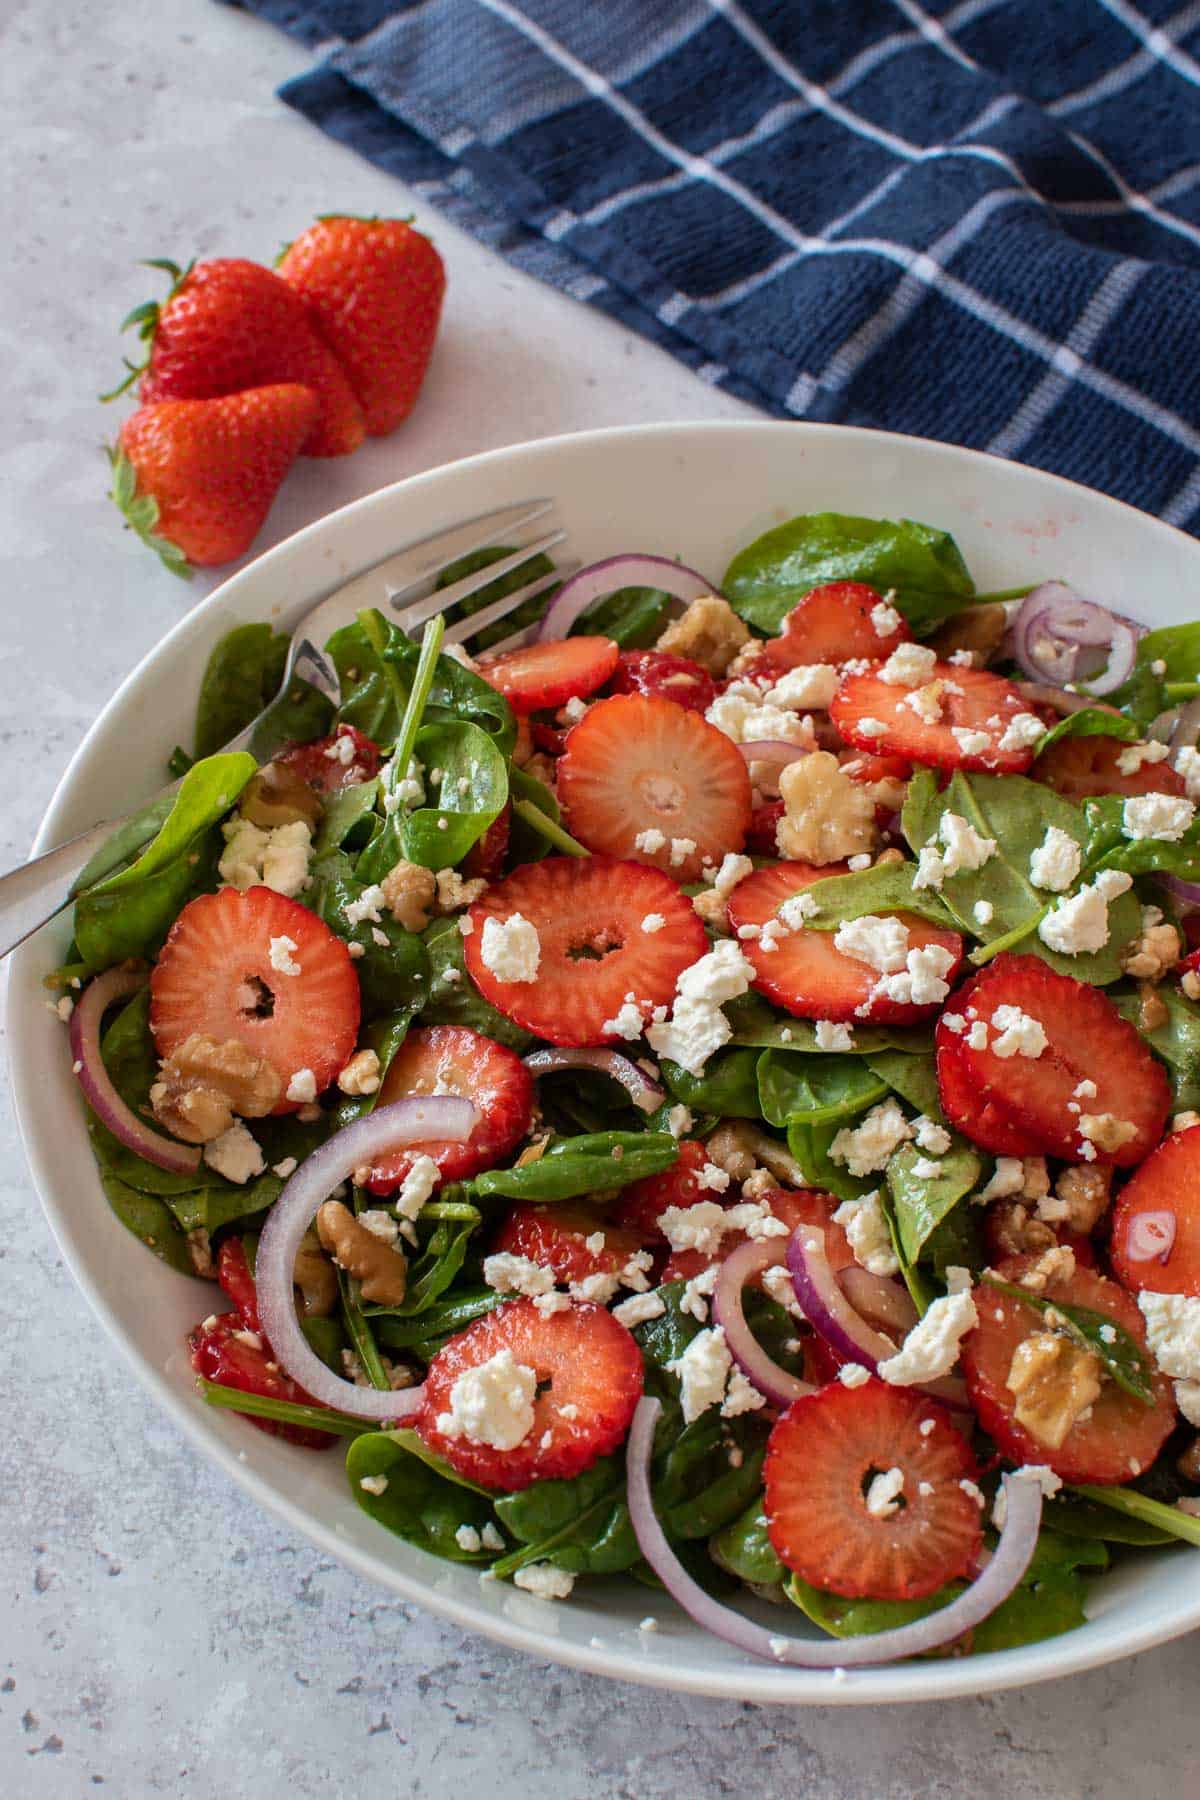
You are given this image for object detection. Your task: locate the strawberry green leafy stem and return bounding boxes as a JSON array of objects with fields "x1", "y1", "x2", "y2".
[
  {"x1": 106, "y1": 446, "x2": 192, "y2": 580},
  {"x1": 99, "y1": 257, "x2": 194, "y2": 401}
]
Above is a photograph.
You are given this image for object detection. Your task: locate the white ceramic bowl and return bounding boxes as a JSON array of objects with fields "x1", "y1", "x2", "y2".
[{"x1": 12, "y1": 421, "x2": 1200, "y2": 1704}]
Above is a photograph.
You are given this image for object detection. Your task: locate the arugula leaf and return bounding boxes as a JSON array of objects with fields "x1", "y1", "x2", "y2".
[
  {"x1": 346, "y1": 1430, "x2": 500, "y2": 1560},
  {"x1": 757, "y1": 1050, "x2": 887, "y2": 1128},
  {"x1": 722, "y1": 512, "x2": 975, "y2": 636},
  {"x1": 75, "y1": 752, "x2": 255, "y2": 968},
  {"x1": 902, "y1": 768, "x2": 1140, "y2": 982},
  {"x1": 419, "y1": 915, "x2": 534, "y2": 1050},
  {"x1": 709, "y1": 1498, "x2": 786, "y2": 1588},
  {"x1": 1034, "y1": 708, "x2": 1139, "y2": 758},
  {"x1": 471, "y1": 1132, "x2": 679, "y2": 1202},
  {"x1": 1114, "y1": 984, "x2": 1200, "y2": 1109},
  {"x1": 1068, "y1": 1483, "x2": 1200, "y2": 1548},
  {"x1": 887, "y1": 1139, "x2": 982, "y2": 1264},
  {"x1": 492, "y1": 1457, "x2": 639, "y2": 1577},
  {"x1": 982, "y1": 1275, "x2": 1156, "y2": 1402},
  {"x1": 801, "y1": 861, "x2": 959, "y2": 933},
  {"x1": 194, "y1": 622, "x2": 288, "y2": 758},
  {"x1": 661, "y1": 1048, "x2": 763, "y2": 1119},
  {"x1": 306, "y1": 851, "x2": 430, "y2": 1022}
]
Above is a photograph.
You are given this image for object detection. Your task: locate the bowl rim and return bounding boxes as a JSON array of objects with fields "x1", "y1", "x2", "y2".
[{"x1": 12, "y1": 417, "x2": 1200, "y2": 1704}]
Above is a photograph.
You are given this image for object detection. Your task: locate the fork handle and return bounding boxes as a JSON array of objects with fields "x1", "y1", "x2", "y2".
[{"x1": 0, "y1": 814, "x2": 160, "y2": 963}]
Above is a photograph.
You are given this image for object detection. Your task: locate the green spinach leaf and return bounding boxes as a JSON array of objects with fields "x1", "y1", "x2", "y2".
[
  {"x1": 419, "y1": 915, "x2": 534, "y2": 1050},
  {"x1": 471, "y1": 1132, "x2": 679, "y2": 1202},
  {"x1": 492, "y1": 1457, "x2": 639, "y2": 1577},
  {"x1": 1068, "y1": 1483, "x2": 1200, "y2": 1546},
  {"x1": 725, "y1": 991, "x2": 932, "y2": 1057},
  {"x1": 576, "y1": 585, "x2": 674, "y2": 647},
  {"x1": 1034, "y1": 708, "x2": 1139, "y2": 758},
  {"x1": 887, "y1": 1140, "x2": 982, "y2": 1264},
  {"x1": 194, "y1": 622, "x2": 288, "y2": 758},
  {"x1": 313, "y1": 778, "x2": 380, "y2": 854},
  {"x1": 306, "y1": 851, "x2": 430, "y2": 1022},
  {"x1": 346, "y1": 1429, "x2": 499, "y2": 1560},
  {"x1": 802, "y1": 861, "x2": 959, "y2": 932},
  {"x1": 95, "y1": 1165, "x2": 196, "y2": 1275},
  {"x1": 1084, "y1": 793, "x2": 1200, "y2": 882},
  {"x1": 1114, "y1": 984, "x2": 1200, "y2": 1109},
  {"x1": 661, "y1": 1048, "x2": 763, "y2": 1119},
  {"x1": 758, "y1": 1051, "x2": 887, "y2": 1128},
  {"x1": 398, "y1": 720, "x2": 508, "y2": 870},
  {"x1": 709, "y1": 1498, "x2": 786, "y2": 1588}
]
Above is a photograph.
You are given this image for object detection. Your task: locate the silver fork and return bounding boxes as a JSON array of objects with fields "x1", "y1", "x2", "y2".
[{"x1": 1, "y1": 497, "x2": 573, "y2": 961}]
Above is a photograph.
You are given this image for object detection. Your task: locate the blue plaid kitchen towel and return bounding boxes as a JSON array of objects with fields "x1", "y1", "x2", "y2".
[{"x1": 227, "y1": 0, "x2": 1200, "y2": 527}]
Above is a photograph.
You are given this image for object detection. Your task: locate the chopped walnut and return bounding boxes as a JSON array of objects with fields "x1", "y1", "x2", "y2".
[
  {"x1": 149, "y1": 1034, "x2": 282, "y2": 1144},
  {"x1": 1179, "y1": 1437, "x2": 1200, "y2": 1485},
  {"x1": 186, "y1": 1227, "x2": 215, "y2": 1280},
  {"x1": 1021, "y1": 1244, "x2": 1077, "y2": 1293},
  {"x1": 705, "y1": 1122, "x2": 759, "y2": 1183},
  {"x1": 435, "y1": 868, "x2": 487, "y2": 913},
  {"x1": 293, "y1": 1225, "x2": 338, "y2": 1316},
  {"x1": 928, "y1": 604, "x2": 1008, "y2": 668},
  {"x1": 736, "y1": 1123, "x2": 806, "y2": 1188},
  {"x1": 316, "y1": 1200, "x2": 408, "y2": 1306},
  {"x1": 776, "y1": 752, "x2": 877, "y2": 866},
  {"x1": 337, "y1": 1048, "x2": 382, "y2": 1096},
  {"x1": 239, "y1": 762, "x2": 323, "y2": 830},
  {"x1": 655, "y1": 595, "x2": 750, "y2": 677},
  {"x1": 380, "y1": 859, "x2": 437, "y2": 932},
  {"x1": 1136, "y1": 982, "x2": 1170, "y2": 1032},
  {"x1": 1121, "y1": 921, "x2": 1182, "y2": 983},
  {"x1": 1079, "y1": 1112, "x2": 1138, "y2": 1154},
  {"x1": 1006, "y1": 1331, "x2": 1103, "y2": 1449},
  {"x1": 691, "y1": 888, "x2": 730, "y2": 932},
  {"x1": 1036, "y1": 1164, "x2": 1112, "y2": 1235},
  {"x1": 987, "y1": 1199, "x2": 1056, "y2": 1258},
  {"x1": 741, "y1": 1166, "x2": 778, "y2": 1201}
]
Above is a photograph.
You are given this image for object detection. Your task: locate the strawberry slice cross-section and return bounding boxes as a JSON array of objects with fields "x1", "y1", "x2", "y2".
[
  {"x1": 556, "y1": 691, "x2": 751, "y2": 883},
  {"x1": 464, "y1": 855, "x2": 707, "y2": 1046},
  {"x1": 364, "y1": 1024, "x2": 534, "y2": 1193},
  {"x1": 761, "y1": 581, "x2": 911, "y2": 670},
  {"x1": 476, "y1": 636, "x2": 619, "y2": 716},
  {"x1": 1110, "y1": 1123, "x2": 1200, "y2": 1296},
  {"x1": 831, "y1": 662, "x2": 1041, "y2": 774}
]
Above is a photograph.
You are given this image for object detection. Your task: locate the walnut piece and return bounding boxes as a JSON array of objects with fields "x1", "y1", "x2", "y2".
[
  {"x1": 337, "y1": 1048, "x2": 382, "y2": 1096},
  {"x1": 776, "y1": 751, "x2": 877, "y2": 865},
  {"x1": 1037, "y1": 1164, "x2": 1112, "y2": 1235},
  {"x1": 239, "y1": 762, "x2": 323, "y2": 830},
  {"x1": 1136, "y1": 982, "x2": 1170, "y2": 1032},
  {"x1": 316, "y1": 1200, "x2": 408, "y2": 1306},
  {"x1": 1006, "y1": 1331, "x2": 1103, "y2": 1449},
  {"x1": 928, "y1": 604, "x2": 1008, "y2": 668},
  {"x1": 655, "y1": 595, "x2": 750, "y2": 677},
  {"x1": 704, "y1": 1122, "x2": 759, "y2": 1184},
  {"x1": 380, "y1": 859, "x2": 437, "y2": 932},
  {"x1": 691, "y1": 888, "x2": 730, "y2": 932},
  {"x1": 435, "y1": 868, "x2": 488, "y2": 913},
  {"x1": 987, "y1": 1199, "x2": 1056, "y2": 1258},
  {"x1": 1121, "y1": 921, "x2": 1182, "y2": 983},
  {"x1": 186, "y1": 1227, "x2": 216, "y2": 1280},
  {"x1": 149, "y1": 1034, "x2": 282, "y2": 1144},
  {"x1": 1079, "y1": 1112, "x2": 1138, "y2": 1154},
  {"x1": 293, "y1": 1225, "x2": 338, "y2": 1316},
  {"x1": 1179, "y1": 1436, "x2": 1200, "y2": 1485}
]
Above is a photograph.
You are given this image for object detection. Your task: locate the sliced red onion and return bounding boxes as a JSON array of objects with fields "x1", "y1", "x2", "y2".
[
  {"x1": 538, "y1": 555, "x2": 714, "y2": 642},
  {"x1": 1012, "y1": 584, "x2": 1141, "y2": 696},
  {"x1": 522, "y1": 1047, "x2": 663, "y2": 1114},
  {"x1": 256, "y1": 1097, "x2": 476, "y2": 1421},
  {"x1": 1123, "y1": 1209, "x2": 1177, "y2": 1262},
  {"x1": 1014, "y1": 680, "x2": 1122, "y2": 719},
  {"x1": 626, "y1": 1396, "x2": 1044, "y2": 1667},
  {"x1": 70, "y1": 966, "x2": 202, "y2": 1176},
  {"x1": 1157, "y1": 873, "x2": 1200, "y2": 911},
  {"x1": 1170, "y1": 697, "x2": 1200, "y2": 756},
  {"x1": 838, "y1": 1266, "x2": 919, "y2": 1337},
  {"x1": 738, "y1": 740, "x2": 813, "y2": 781},
  {"x1": 711, "y1": 1237, "x2": 816, "y2": 1409},
  {"x1": 787, "y1": 1226, "x2": 967, "y2": 1410}
]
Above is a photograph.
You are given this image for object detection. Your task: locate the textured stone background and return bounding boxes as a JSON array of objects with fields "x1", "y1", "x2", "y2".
[{"x1": 3, "y1": 4, "x2": 1200, "y2": 1793}]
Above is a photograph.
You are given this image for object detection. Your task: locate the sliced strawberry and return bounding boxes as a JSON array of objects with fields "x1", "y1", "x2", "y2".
[
  {"x1": 462, "y1": 803, "x2": 511, "y2": 881},
  {"x1": 764, "y1": 1379, "x2": 982, "y2": 1600},
  {"x1": 1111, "y1": 1123, "x2": 1200, "y2": 1296},
  {"x1": 831, "y1": 663, "x2": 1038, "y2": 773},
  {"x1": 530, "y1": 720, "x2": 571, "y2": 756},
  {"x1": 746, "y1": 798, "x2": 785, "y2": 856},
  {"x1": 934, "y1": 954, "x2": 1170, "y2": 1166},
  {"x1": 839, "y1": 750, "x2": 913, "y2": 787},
  {"x1": 150, "y1": 886, "x2": 360, "y2": 1108},
  {"x1": 464, "y1": 855, "x2": 706, "y2": 1047},
  {"x1": 477, "y1": 636, "x2": 619, "y2": 716},
  {"x1": 416, "y1": 1297, "x2": 644, "y2": 1491},
  {"x1": 556, "y1": 693, "x2": 751, "y2": 883},
  {"x1": 610, "y1": 1139, "x2": 710, "y2": 1241},
  {"x1": 277, "y1": 723, "x2": 382, "y2": 793},
  {"x1": 662, "y1": 1185, "x2": 853, "y2": 1285},
  {"x1": 762, "y1": 581, "x2": 911, "y2": 670},
  {"x1": 364, "y1": 1025, "x2": 533, "y2": 1193},
  {"x1": 610, "y1": 648, "x2": 717, "y2": 713},
  {"x1": 1035, "y1": 734, "x2": 1187, "y2": 802},
  {"x1": 189, "y1": 1311, "x2": 336, "y2": 1449},
  {"x1": 960, "y1": 1254, "x2": 1176, "y2": 1483},
  {"x1": 216, "y1": 1235, "x2": 260, "y2": 1334},
  {"x1": 726, "y1": 861, "x2": 963, "y2": 1023},
  {"x1": 491, "y1": 1203, "x2": 648, "y2": 1287}
]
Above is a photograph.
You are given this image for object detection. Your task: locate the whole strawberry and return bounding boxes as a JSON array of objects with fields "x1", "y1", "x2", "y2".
[
  {"x1": 278, "y1": 216, "x2": 446, "y2": 436},
  {"x1": 113, "y1": 257, "x2": 365, "y2": 457},
  {"x1": 110, "y1": 384, "x2": 318, "y2": 572}
]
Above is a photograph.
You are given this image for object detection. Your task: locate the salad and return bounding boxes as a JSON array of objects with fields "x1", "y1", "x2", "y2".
[{"x1": 54, "y1": 511, "x2": 1200, "y2": 1669}]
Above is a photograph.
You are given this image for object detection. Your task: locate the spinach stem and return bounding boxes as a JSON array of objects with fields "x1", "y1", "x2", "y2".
[
  {"x1": 512, "y1": 797, "x2": 589, "y2": 857},
  {"x1": 381, "y1": 611, "x2": 445, "y2": 786},
  {"x1": 973, "y1": 584, "x2": 1037, "y2": 605},
  {"x1": 196, "y1": 1378, "x2": 368, "y2": 1438},
  {"x1": 1070, "y1": 1484, "x2": 1200, "y2": 1548},
  {"x1": 338, "y1": 1268, "x2": 393, "y2": 1392}
]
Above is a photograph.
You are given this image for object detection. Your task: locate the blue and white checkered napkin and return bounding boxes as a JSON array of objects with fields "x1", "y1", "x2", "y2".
[{"x1": 230, "y1": 0, "x2": 1200, "y2": 527}]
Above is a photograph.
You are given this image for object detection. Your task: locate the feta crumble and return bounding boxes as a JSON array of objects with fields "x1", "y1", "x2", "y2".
[
  {"x1": 286, "y1": 1067, "x2": 318, "y2": 1105},
  {"x1": 989, "y1": 1005, "x2": 1048, "y2": 1060},
  {"x1": 480, "y1": 913, "x2": 541, "y2": 983},
  {"x1": 832, "y1": 1187, "x2": 901, "y2": 1275},
  {"x1": 436, "y1": 1349, "x2": 537, "y2": 1449},
  {"x1": 1038, "y1": 869, "x2": 1132, "y2": 955},
  {"x1": 878, "y1": 642, "x2": 937, "y2": 687},
  {"x1": 613, "y1": 1292, "x2": 666, "y2": 1328},
  {"x1": 646, "y1": 939, "x2": 755, "y2": 1075},
  {"x1": 668, "y1": 1326, "x2": 733, "y2": 1422},
  {"x1": 830, "y1": 1102, "x2": 913, "y2": 1178},
  {"x1": 1122, "y1": 794, "x2": 1195, "y2": 842},
  {"x1": 203, "y1": 1120, "x2": 265, "y2": 1185},
  {"x1": 878, "y1": 1273, "x2": 978, "y2": 1385},
  {"x1": 513, "y1": 1563, "x2": 575, "y2": 1601}
]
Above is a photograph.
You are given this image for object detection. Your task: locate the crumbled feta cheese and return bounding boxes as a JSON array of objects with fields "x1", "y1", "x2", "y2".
[
  {"x1": 286, "y1": 1067, "x2": 318, "y2": 1105},
  {"x1": 641, "y1": 912, "x2": 666, "y2": 934},
  {"x1": 997, "y1": 712, "x2": 1045, "y2": 752},
  {"x1": 865, "y1": 1466, "x2": 905, "y2": 1517},
  {"x1": 835, "y1": 913, "x2": 910, "y2": 975},
  {"x1": 658, "y1": 1201, "x2": 730, "y2": 1257},
  {"x1": 779, "y1": 891, "x2": 820, "y2": 930},
  {"x1": 991, "y1": 1465, "x2": 1063, "y2": 1531},
  {"x1": 513, "y1": 1563, "x2": 575, "y2": 1601},
  {"x1": 830, "y1": 1103, "x2": 913, "y2": 1179},
  {"x1": 913, "y1": 812, "x2": 997, "y2": 892},
  {"x1": 396, "y1": 1154, "x2": 439, "y2": 1221},
  {"x1": 612, "y1": 1292, "x2": 667, "y2": 1328},
  {"x1": 668, "y1": 1325, "x2": 733, "y2": 1422},
  {"x1": 848, "y1": 852, "x2": 872, "y2": 872},
  {"x1": 203, "y1": 1121, "x2": 265, "y2": 1185},
  {"x1": 973, "y1": 899, "x2": 994, "y2": 925},
  {"x1": 665, "y1": 1103, "x2": 693, "y2": 1139},
  {"x1": 814, "y1": 1020, "x2": 855, "y2": 1052},
  {"x1": 978, "y1": 1156, "x2": 1025, "y2": 1201},
  {"x1": 942, "y1": 1012, "x2": 966, "y2": 1034},
  {"x1": 722, "y1": 1369, "x2": 767, "y2": 1419},
  {"x1": 1138, "y1": 1292, "x2": 1200, "y2": 1383},
  {"x1": 1116, "y1": 740, "x2": 1170, "y2": 775},
  {"x1": 871, "y1": 600, "x2": 902, "y2": 637},
  {"x1": 634, "y1": 828, "x2": 667, "y2": 854},
  {"x1": 480, "y1": 913, "x2": 541, "y2": 983},
  {"x1": 832, "y1": 1187, "x2": 900, "y2": 1275},
  {"x1": 483, "y1": 1253, "x2": 557, "y2": 1300},
  {"x1": 669, "y1": 836, "x2": 697, "y2": 867},
  {"x1": 879, "y1": 642, "x2": 937, "y2": 688},
  {"x1": 706, "y1": 689, "x2": 813, "y2": 746},
  {"x1": 359, "y1": 1474, "x2": 389, "y2": 1497},
  {"x1": 951, "y1": 727, "x2": 991, "y2": 756},
  {"x1": 913, "y1": 1115, "x2": 952, "y2": 1156},
  {"x1": 646, "y1": 939, "x2": 755, "y2": 1075},
  {"x1": 696, "y1": 1162, "x2": 731, "y2": 1193},
  {"x1": 435, "y1": 868, "x2": 487, "y2": 912},
  {"x1": 911, "y1": 1156, "x2": 942, "y2": 1179},
  {"x1": 1123, "y1": 794, "x2": 1195, "y2": 842},
  {"x1": 990, "y1": 1005, "x2": 1048, "y2": 1060},
  {"x1": 878, "y1": 1279, "x2": 978, "y2": 1385},
  {"x1": 54, "y1": 995, "x2": 74, "y2": 1022},
  {"x1": 1175, "y1": 746, "x2": 1200, "y2": 801},
  {"x1": 902, "y1": 682, "x2": 946, "y2": 726},
  {"x1": 436, "y1": 1349, "x2": 537, "y2": 1449},
  {"x1": 713, "y1": 853, "x2": 754, "y2": 897},
  {"x1": 601, "y1": 999, "x2": 645, "y2": 1040},
  {"x1": 1175, "y1": 1379, "x2": 1200, "y2": 1427},
  {"x1": 762, "y1": 1262, "x2": 806, "y2": 1319},
  {"x1": 765, "y1": 664, "x2": 840, "y2": 710},
  {"x1": 342, "y1": 883, "x2": 387, "y2": 928},
  {"x1": 219, "y1": 817, "x2": 313, "y2": 898},
  {"x1": 272, "y1": 1156, "x2": 298, "y2": 1179},
  {"x1": 856, "y1": 717, "x2": 887, "y2": 738},
  {"x1": 1038, "y1": 869, "x2": 1132, "y2": 955},
  {"x1": 455, "y1": 1523, "x2": 483, "y2": 1553},
  {"x1": 681, "y1": 1264, "x2": 721, "y2": 1322},
  {"x1": 358, "y1": 1209, "x2": 400, "y2": 1246},
  {"x1": 838, "y1": 1362, "x2": 871, "y2": 1388}
]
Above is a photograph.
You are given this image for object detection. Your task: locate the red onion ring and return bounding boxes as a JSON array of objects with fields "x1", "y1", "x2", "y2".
[
  {"x1": 626, "y1": 1396, "x2": 1044, "y2": 1667},
  {"x1": 787, "y1": 1226, "x2": 967, "y2": 1410},
  {"x1": 711, "y1": 1238, "x2": 816, "y2": 1408},
  {"x1": 1014, "y1": 681, "x2": 1122, "y2": 719},
  {"x1": 256, "y1": 1097, "x2": 477, "y2": 1420},
  {"x1": 1123, "y1": 1209, "x2": 1177, "y2": 1263},
  {"x1": 70, "y1": 965, "x2": 202, "y2": 1176},
  {"x1": 1012, "y1": 584, "x2": 1141, "y2": 696},
  {"x1": 738, "y1": 740, "x2": 813, "y2": 780},
  {"x1": 1157, "y1": 873, "x2": 1200, "y2": 911},
  {"x1": 522, "y1": 1047, "x2": 664, "y2": 1114},
  {"x1": 537, "y1": 555, "x2": 714, "y2": 642},
  {"x1": 839, "y1": 1266, "x2": 919, "y2": 1337}
]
